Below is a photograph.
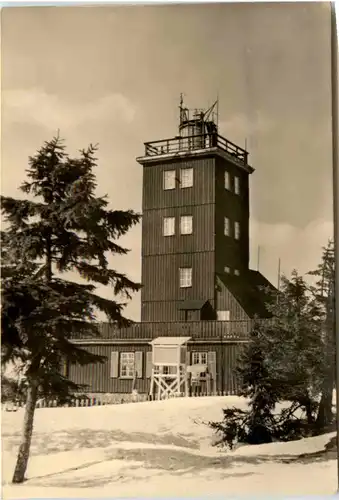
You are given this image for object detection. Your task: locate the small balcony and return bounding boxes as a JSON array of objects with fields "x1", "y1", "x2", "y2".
[{"x1": 142, "y1": 133, "x2": 249, "y2": 167}]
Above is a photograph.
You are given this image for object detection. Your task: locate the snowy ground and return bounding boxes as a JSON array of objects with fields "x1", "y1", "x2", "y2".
[{"x1": 2, "y1": 396, "x2": 337, "y2": 498}]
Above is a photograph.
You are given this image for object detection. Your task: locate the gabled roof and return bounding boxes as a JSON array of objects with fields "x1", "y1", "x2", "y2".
[
  {"x1": 150, "y1": 336, "x2": 191, "y2": 346},
  {"x1": 217, "y1": 270, "x2": 276, "y2": 319},
  {"x1": 177, "y1": 300, "x2": 209, "y2": 311}
]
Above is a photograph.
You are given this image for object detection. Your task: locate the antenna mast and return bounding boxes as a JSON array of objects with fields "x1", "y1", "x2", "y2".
[{"x1": 257, "y1": 246, "x2": 261, "y2": 272}]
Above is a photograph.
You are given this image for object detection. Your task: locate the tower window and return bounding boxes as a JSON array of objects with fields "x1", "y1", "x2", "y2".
[
  {"x1": 224, "y1": 217, "x2": 230, "y2": 236},
  {"x1": 180, "y1": 168, "x2": 193, "y2": 188},
  {"x1": 234, "y1": 269, "x2": 240, "y2": 276},
  {"x1": 234, "y1": 221, "x2": 240, "y2": 240},
  {"x1": 224, "y1": 171, "x2": 231, "y2": 190},
  {"x1": 179, "y1": 267, "x2": 192, "y2": 288},
  {"x1": 234, "y1": 176, "x2": 240, "y2": 195},
  {"x1": 163, "y1": 217, "x2": 175, "y2": 236},
  {"x1": 163, "y1": 170, "x2": 176, "y2": 190},
  {"x1": 180, "y1": 215, "x2": 193, "y2": 235}
]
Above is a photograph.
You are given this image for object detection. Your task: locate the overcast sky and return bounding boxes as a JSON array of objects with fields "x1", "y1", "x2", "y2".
[{"x1": 1, "y1": 3, "x2": 333, "y2": 320}]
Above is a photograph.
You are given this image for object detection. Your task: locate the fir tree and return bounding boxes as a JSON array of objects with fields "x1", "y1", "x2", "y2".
[
  {"x1": 308, "y1": 240, "x2": 335, "y2": 429},
  {"x1": 1, "y1": 136, "x2": 141, "y2": 483}
]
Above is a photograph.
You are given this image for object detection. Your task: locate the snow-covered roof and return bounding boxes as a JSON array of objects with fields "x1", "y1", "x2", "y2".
[{"x1": 150, "y1": 336, "x2": 191, "y2": 346}]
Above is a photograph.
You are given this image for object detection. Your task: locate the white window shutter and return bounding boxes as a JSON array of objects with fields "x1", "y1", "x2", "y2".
[
  {"x1": 146, "y1": 351, "x2": 153, "y2": 378},
  {"x1": 110, "y1": 351, "x2": 119, "y2": 378},
  {"x1": 186, "y1": 350, "x2": 191, "y2": 366},
  {"x1": 135, "y1": 351, "x2": 143, "y2": 378},
  {"x1": 207, "y1": 351, "x2": 217, "y2": 380}
]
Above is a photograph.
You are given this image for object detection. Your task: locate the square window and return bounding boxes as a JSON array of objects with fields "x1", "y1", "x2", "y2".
[
  {"x1": 217, "y1": 310, "x2": 230, "y2": 321},
  {"x1": 234, "y1": 269, "x2": 240, "y2": 276},
  {"x1": 234, "y1": 221, "x2": 240, "y2": 240},
  {"x1": 180, "y1": 168, "x2": 193, "y2": 188},
  {"x1": 163, "y1": 170, "x2": 176, "y2": 190},
  {"x1": 163, "y1": 217, "x2": 175, "y2": 236},
  {"x1": 225, "y1": 171, "x2": 231, "y2": 190},
  {"x1": 224, "y1": 217, "x2": 230, "y2": 236},
  {"x1": 180, "y1": 215, "x2": 193, "y2": 235},
  {"x1": 120, "y1": 352, "x2": 135, "y2": 378},
  {"x1": 192, "y1": 352, "x2": 208, "y2": 365},
  {"x1": 234, "y1": 176, "x2": 240, "y2": 195},
  {"x1": 179, "y1": 267, "x2": 192, "y2": 288},
  {"x1": 224, "y1": 266, "x2": 230, "y2": 274}
]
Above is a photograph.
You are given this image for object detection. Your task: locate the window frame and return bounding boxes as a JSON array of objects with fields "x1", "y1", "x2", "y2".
[
  {"x1": 234, "y1": 176, "x2": 240, "y2": 195},
  {"x1": 163, "y1": 170, "x2": 176, "y2": 190},
  {"x1": 192, "y1": 351, "x2": 208, "y2": 365},
  {"x1": 163, "y1": 216, "x2": 175, "y2": 237},
  {"x1": 119, "y1": 352, "x2": 135, "y2": 379},
  {"x1": 180, "y1": 168, "x2": 194, "y2": 189},
  {"x1": 179, "y1": 267, "x2": 192, "y2": 288},
  {"x1": 234, "y1": 221, "x2": 240, "y2": 240},
  {"x1": 180, "y1": 215, "x2": 193, "y2": 235},
  {"x1": 224, "y1": 171, "x2": 231, "y2": 190},
  {"x1": 217, "y1": 310, "x2": 230, "y2": 321},
  {"x1": 224, "y1": 217, "x2": 230, "y2": 236}
]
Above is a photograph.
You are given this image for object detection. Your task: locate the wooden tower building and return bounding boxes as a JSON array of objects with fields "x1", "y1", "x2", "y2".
[
  {"x1": 138, "y1": 98, "x2": 270, "y2": 324},
  {"x1": 67, "y1": 99, "x2": 275, "y2": 402}
]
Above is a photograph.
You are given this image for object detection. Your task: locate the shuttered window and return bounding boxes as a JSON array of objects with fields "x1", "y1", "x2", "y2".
[{"x1": 120, "y1": 352, "x2": 135, "y2": 378}]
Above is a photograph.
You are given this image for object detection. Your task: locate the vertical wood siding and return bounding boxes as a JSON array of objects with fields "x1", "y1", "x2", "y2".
[
  {"x1": 142, "y1": 157, "x2": 215, "y2": 211},
  {"x1": 68, "y1": 342, "x2": 244, "y2": 395},
  {"x1": 214, "y1": 156, "x2": 250, "y2": 275},
  {"x1": 216, "y1": 284, "x2": 250, "y2": 321}
]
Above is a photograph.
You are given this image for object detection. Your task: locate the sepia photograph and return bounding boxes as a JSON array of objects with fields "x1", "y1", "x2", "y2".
[{"x1": 1, "y1": 1, "x2": 337, "y2": 498}]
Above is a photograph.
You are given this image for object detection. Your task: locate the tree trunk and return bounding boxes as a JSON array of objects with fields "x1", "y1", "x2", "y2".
[
  {"x1": 316, "y1": 368, "x2": 335, "y2": 429},
  {"x1": 12, "y1": 379, "x2": 38, "y2": 483}
]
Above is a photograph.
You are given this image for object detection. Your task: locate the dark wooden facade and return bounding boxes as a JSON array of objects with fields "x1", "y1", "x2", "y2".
[
  {"x1": 138, "y1": 134, "x2": 253, "y2": 322},
  {"x1": 67, "y1": 106, "x2": 276, "y2": 399},
  {"x1": 69, "y1": 338, "x2": 245, "y2": 396}
]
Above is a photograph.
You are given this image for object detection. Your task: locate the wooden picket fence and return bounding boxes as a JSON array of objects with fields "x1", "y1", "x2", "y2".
[{"x1": 3, "y1": 389, "x2": 240, "y2": 411}]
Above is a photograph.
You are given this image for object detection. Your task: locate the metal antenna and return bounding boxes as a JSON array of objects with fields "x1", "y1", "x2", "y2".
[{"x1": 257, "y1": 246, "x2": 261, "y2": 272}]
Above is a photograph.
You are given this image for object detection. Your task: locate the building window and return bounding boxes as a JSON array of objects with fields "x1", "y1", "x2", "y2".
[
  {"x1": 180, "y1": 168, "x2": 193, "y2": 188},
  {"x1": 217, "y1": 310, "x2": 230, "y2": 321},
  {"x1": 163, "y1": 217, "x2": 175, "y2": 236},
  {"x1": 179, "y1": 267, "x2": 192, "y2": 288},
  {"x1": 120, "y1": 352, "x2": 135, "y2": 378},
  {"x1": 234, "y1": 176, "x2": 240, "y2": 195},
  {"x1": 180, "y1": 215, "x2": 193, "y2": 235},
  {"x1": 234, "y1": 221, "x2": 240, "y2": 240},
  {"x1": 163, "y1": 170, "x2": 176, "y2": 190},
  {"x1": 224, "y1": 266, "x2": 230, "y2": 274},
  {"x1": 192, "y1": 352, "x2": 208, "y2": 365},
  {"x1": 224, "y1": 171, "x2": 231, "y2": 190},
  {"x1": 234, "y1": 269, "x2": 240, "y2": 276},
  {"x1": 224, "y1": 217, "x2": 230, "y2": 236}
]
